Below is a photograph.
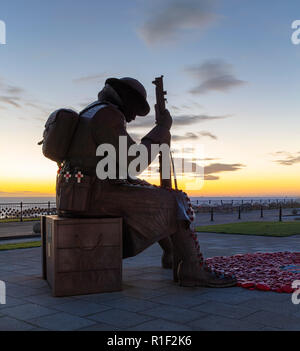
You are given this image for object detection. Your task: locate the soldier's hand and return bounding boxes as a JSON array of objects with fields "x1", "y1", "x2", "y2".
[{"x1": 155, "y1": 105, "x2": 173, "y2": 130}]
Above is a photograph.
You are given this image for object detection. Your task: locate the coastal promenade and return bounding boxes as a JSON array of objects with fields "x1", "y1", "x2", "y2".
[
  {"x1": 0, "y1": 222, "x2": 38, "y2": 240},
  {"x1": 0, "y1": 220, "x2": 300, "y2": 330},
  {"x1": 1, "y1": 207, "x2": 299, "y2": 240}
]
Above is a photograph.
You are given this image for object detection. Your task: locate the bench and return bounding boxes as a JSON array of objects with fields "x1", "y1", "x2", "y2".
[{"x1": 41, "y1": 215, "x2": 123, "y2": 297}]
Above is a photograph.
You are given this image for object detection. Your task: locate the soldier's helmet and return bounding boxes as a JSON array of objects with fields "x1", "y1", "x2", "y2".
[{"x1": 105, "y1": 77, "x2": 150, "y2": 117}]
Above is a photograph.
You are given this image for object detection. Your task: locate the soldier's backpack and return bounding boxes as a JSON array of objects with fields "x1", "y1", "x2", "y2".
[{"x1": 39, "y1": 109, "x2": 79, "y2": 163}]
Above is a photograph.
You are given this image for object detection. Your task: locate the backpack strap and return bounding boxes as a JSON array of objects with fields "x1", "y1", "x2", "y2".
[
  {"x1": 80, "y1": 101, "x2": 122, "y2": 119},
  {"x1": 79, "y1": 101, "x2": 109, "y2": 119}
]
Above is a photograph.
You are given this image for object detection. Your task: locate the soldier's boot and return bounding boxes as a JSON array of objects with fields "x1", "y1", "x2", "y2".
[
  {"x1": 158, "y1": 238, "x2": 173, "y2": 269},
  {"x1": 171, "y1": 228, "x2": 237, "y2": 288}
]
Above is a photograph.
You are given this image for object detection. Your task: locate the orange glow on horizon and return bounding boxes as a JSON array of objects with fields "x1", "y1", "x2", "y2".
[{"x1": 1, "y1": 172, "x2": 299, "y2": 198}]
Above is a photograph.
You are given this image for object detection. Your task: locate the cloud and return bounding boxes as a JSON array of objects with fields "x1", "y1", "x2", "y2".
[
  {"x1": 204, "y1": 175, "x2": 219, "y2": 180},
  {"x1": 6, "y1": 86, "x2": 24, "y2": 95},
  {"x1": 204, "y1": 162, "x2": 245, "y2": 180},
  {"x1": 132, "y1": 113, "x2": 231, "y2": 129},
  {"x1": 185, "y1": 59, "x2": 246, "y2": 94},
  {"x1": 25, "y1": 102, "x2": 52, "y2": 115},
  {"x1": 138, "y1": 0, "x2": 218, "y2": 45},
  {"x1": 172, "y1": 131, "x2": 217, "y2": 141},
  {"x1": 169, "y1": 102, "x2": 204, "y2": 114},
  {"x1": 199, "y1": 131, "x2": 217, "y2": 140},
  {"x1": 173, "y1": 114, "x2": 231, "y2": 127},
  {"x1": 0, "y1": 96, "x2": 21, "y2": 108},
  {"x1": 0, "y1": 79, "x2": 25, "y2": 109},
  {"x1": 171, "y1": 159, "x2": 245, "y2": 180},
  {"x1": 205, "y1": 163, "x2": 245, "y2": 174},
  {"x1": 73, "y1": 74, "x2": 108, "y2": 84},
  {"x1": 0, "y1": 79, "x2": 24, "y2": 109},
  {"x1": 272, "y1": 151, "x2": 300, "y2": 166},
  {"x1": 0, "y1": 77, "x2": 54, "y2": 120}
]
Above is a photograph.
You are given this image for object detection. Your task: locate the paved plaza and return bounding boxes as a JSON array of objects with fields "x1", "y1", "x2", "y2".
[{"x1": 0, "y1": 225, "x2": 300, "y2": 331}]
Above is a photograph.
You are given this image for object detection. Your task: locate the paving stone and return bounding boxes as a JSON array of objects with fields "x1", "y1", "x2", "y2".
[
  {"x1": 128, "y1": 279, "x2": 170, "y2": 290},
  {"x1": 88, "y1": 308, "x2": 153, "y2": 328},
  {"x1": 260, "y1": 326, "x2": 282, "y2": 331},
  {"x1": 198, "y1": 290, "x2": 256, "y2": 305},
  {"x1": 237, "y1": 289, "x2": 292, "y2": 302},
  {"x1": 2, "y1": 223, "x2": 300, "y2": 331},
  {"x1": 101, "y1": 297, "x2": 161, "y2": 313},
  {"x1": 0, "y1": 264, "x2": 29, "y2": 272},
  {"x1": 0, "y1": 316, "x2": 35, "y2": 331},
  {"x1": 78, "y1": 323, "x2": 120, "y2": 331},
  {"x1": 6, "y1": 285, "x2": 44, "y2": 298},
  {"x1": 126, "y1": 319, "x2": 194, "y2": 331},
  {"x1": 157, "y1": 285, "x2": 209, "y2": 298},
  {"x1": 241, "y1": 310, "x2": 300, "y2": 330},
  {"x1": 0, "y1": 296, "x2": 26, "y2": 308},
  {"x1": 149, "y1": 293, "x2": 204, "y2": 308},
  {"x1": 120, "y1": 286, "x2": 169, "y2": 300},
  {"x1": 16, "y1": 279, "x2": 49, "y2": 289},
  {"x1": 53, "y1": 300, "x2": 112, "y2": 316},
  {"x1": 73, "y1": 291, "x2": 125, "y2": 304},
  {"x1": 1, "y1": 303, "x2": 56, "y2": 321},
  {"x1": 23, "y1": 293, "x2": 76, "y2": 307},
  {"x1": 28, "y1": 327, "x2": 49, "y2": 331},
  {"x1": 188, "y1": 314, "x2": 265, "y2": 331},
  {"x1": 192, "y1": 301, "x2": 256, "y2": 319},
  {"x1": 30, "y1": 312, "x2": 95, "y2": 331},
  {"x1": 141, "y1": 305, "x2": 207, "y2": 323},
  {"x1": 239, "y1": 297, "x2": 299, "y2": 315},
  {"x1": 2, "y1": 274, "x2": 37, "y2": 283}
]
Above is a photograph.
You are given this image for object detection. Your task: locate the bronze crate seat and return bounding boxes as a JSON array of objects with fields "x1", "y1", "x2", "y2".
[{"x1": 41, "y1": 215, "x2": 122, "y2": 297}]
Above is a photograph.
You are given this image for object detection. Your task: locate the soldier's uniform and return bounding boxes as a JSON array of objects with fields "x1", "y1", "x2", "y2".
[
  {"x1": 55, "y1": 77, "x2": 236, "y2": 288},
  {"x1": 56, "y1": 101, "x2": 191, "y2": 258}
]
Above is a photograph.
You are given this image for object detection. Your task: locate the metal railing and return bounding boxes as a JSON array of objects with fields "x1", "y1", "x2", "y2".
[
  {"x1": 0, "y1": 202, "x2": 56, "y2": 222},
  {"x1": 191, "y1": 199, "x2": 300, "y2": 222},
  {"x1": 0, "y1": 198, "x2": 299, "y2": 222},
  {"x1": 191, "y1": 199, "x2": 300, "y2": 212}
]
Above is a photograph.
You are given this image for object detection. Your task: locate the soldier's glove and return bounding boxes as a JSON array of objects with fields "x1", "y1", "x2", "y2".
[{"x1": 155, "y1": 105, "x2": 173, "y2": 130}]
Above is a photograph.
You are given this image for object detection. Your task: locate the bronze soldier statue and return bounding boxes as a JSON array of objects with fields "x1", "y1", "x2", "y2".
[{"x1": 55, "y1": 77, "x2": 236, "y2": 287}]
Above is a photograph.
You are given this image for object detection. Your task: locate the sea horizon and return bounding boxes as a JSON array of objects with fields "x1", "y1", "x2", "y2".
[{"x1": 0, "y1": 195, "x2": 299, "y2": 204}]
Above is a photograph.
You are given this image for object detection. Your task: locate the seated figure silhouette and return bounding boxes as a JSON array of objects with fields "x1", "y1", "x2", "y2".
[{"x1": 55, "y1": 77, "x2": 236, "y2": 288}]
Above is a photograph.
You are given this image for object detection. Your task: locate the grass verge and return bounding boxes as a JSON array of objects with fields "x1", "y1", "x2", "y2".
[
  {"x1": 196, "y1": 221, "x2": 300, "y2": 237},
  {"x1": 0, "y1": 241, "x2": 41, "y2": 251}
]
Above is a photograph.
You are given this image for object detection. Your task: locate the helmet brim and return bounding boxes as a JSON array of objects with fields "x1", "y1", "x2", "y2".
[{"x1": 105, "y1": 78, "x2": 150, "y2": 116}]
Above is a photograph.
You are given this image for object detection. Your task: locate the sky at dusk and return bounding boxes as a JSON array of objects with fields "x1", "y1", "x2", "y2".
[{"x1": 0, "y1": 0, "x2": 300, "y2": 197}]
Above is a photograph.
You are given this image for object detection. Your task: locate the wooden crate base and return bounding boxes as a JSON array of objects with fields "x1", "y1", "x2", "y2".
[{"x1": 41, "y1": 216, "x2": 122, "y2": 297}]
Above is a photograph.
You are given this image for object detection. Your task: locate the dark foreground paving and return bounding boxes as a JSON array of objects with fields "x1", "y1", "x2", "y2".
[{"x1": 1, "y1": 232, "x2": 300, "y2": 331}]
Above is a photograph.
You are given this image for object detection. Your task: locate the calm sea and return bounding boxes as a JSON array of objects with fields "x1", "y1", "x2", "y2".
[
  {"x1": 0, "y1": 196, "x2": 299, "y2": 204},
  {"x1": 0, "y1": 197, "x2": 56, "y2": 204}
]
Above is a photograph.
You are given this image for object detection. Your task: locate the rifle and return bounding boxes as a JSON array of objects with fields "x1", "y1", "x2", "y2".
[
  {"x1": 152, "y1": 76, "x2": 178, "y2": 275},
  {"x1": 152, "y1": 75, "x2": 177, "y2": 190}
]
